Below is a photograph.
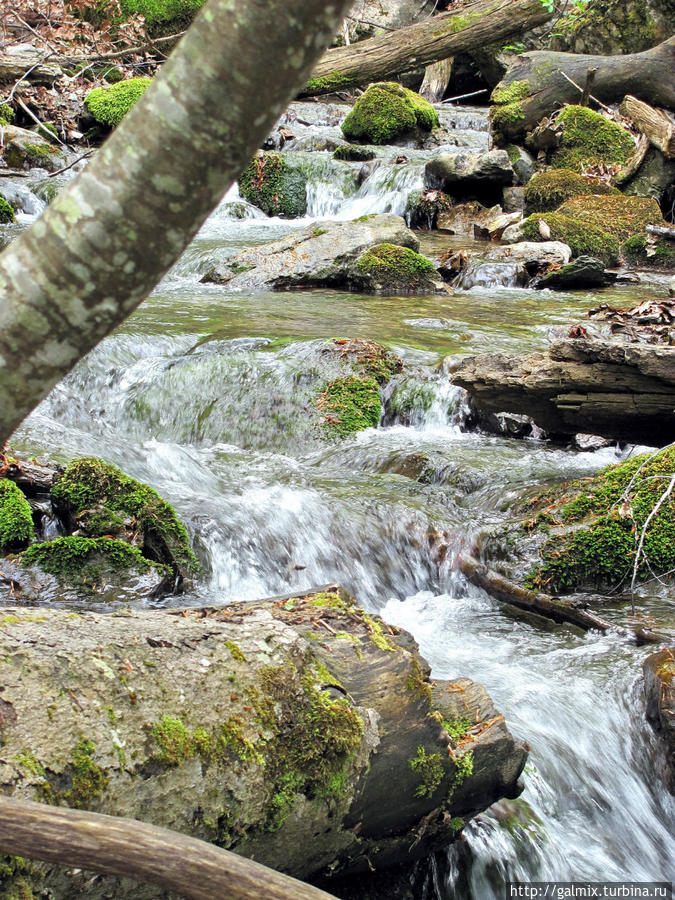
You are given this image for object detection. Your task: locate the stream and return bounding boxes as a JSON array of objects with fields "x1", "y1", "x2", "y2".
[{"x1": 4, "y1": 99, "x2": 674, "y2": 897}]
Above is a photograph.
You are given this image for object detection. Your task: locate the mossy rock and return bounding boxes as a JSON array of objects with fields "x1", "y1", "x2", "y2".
[
  {"x1": 0, "y1": 197, "x2": 15, "y2": 225},
  {"x1": 405, "y1": 190, "x2": 454, "y2": 229},
  {"x1": 622, "y1": 234, "x2": 675, "y2": 270},
  {"x1": 0, "y1": 104, "x2": 14, "y2": 126},
  {"x1": 317, "y1": 376, "x2": 381, "y2": 437},
  {"x1": 239, "y1": 153, "x2": 307, "y2": 218},
  {"x1": 523, "y1": 168, "x2": 619, "y2": 214},
  {"x1": 549, "y1": 0, "x2": 666, "y2": 55},
  {"x1": 51, "y1": 458, "x2": 197, "y2": 578},
  {"x1": 549, "y1": 106, "x2": 635, "y2": 172},
  {"x1": 0, "y1": 480, "x2": 33, "y2": 552},
  {"x1": 0, "y1": 854, "x2": 40, "y2": 900},
  {"x1": 520, "y1": 212, "x2": 620, "y2": 264},
  {"x1": 489, "y1": 81, "x2": 530, "y2": 147},
  {"x1": 119, "y1": 0, "x2": 205, "y2": 34},
  {"x1": 557, "y1": 194, "x2": 666, "y2": 242},
  {"x1": 333, "y1": 145, "x2": 377, "y2": 162},
  {"x1": 2, "y1": 135, "x2": 60, "y2": 171},
  {"x1": 524, "y1": 446, "x2": 675, "y2": 593},
  {"x1": 353, "y1": 243, "x2": 438, "y2": 292},
  {"x1": 85, "y1": 78, "x2": 151, "y2": 128},
  {"x1": 341, "y1": 82, "x2": 439, "y2": 145}
]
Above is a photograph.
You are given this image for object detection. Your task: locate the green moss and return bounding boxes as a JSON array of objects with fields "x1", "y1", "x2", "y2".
[
  {"x1": 0, "y1": 855, "x2": 37, "y2": 900},
  {"x1": 520, "y1": 212, "x2": 619, "y2": 264},
  {"x1": 51, "y1": 457, "x2": 197, "y2": 575},
  {"x1": 405, "y1": 190, "x2": 454, "y2": 229},
  {"x1": 152, "y1": 715, "x2": 192, "y2": 766},
  {"x1": 333, "y1": 144, "x2": 376, "y2": 162},
  {"x1": 119, "y1": 0, "x2": 205, "y2": 31},
  {"x1": 310, "y1": 590, "x2": 349, "y2": 609},
  {"x1": 15, "y1": 752, "x2": 46, "y2": 778},
  {"x1": 448, "y1": 749, "x2": 474, "y2": 801},
  {"x1": 21, "y1": 536, "x2": 166, "y2": 589},
  {"x1": 328, "y1": 337, "x2": 402, "y2": 384},
  {"x1": 406, "y1": 657, "x2": 433, "y2": 706},
  {"x1": 552, "y1": 0, "x2": 658, "y2": 54},
  {"x1": 525, "y1": 447, "x2": 675, "y2": 592},
  {"x1": 523, "y1": 168, "x2": 619, "y2": 213},
  {"x1": 225, "y1": 640, "x2": 246, "y2": 662},
  {"x1": 341, "y1": 82, "x2": 439, "y2": 145},
  {"x1": 656, "y1": 661, "x2": 675, "y2": 684},
  {"x1": 85, "y1": 78, "x2": 151, "y2": 128},
  {"x1": 354, "y1": 242, "x2": 437, "y2": 292},
  {"x1": 0, "y1": 481, "x2": 33, "y2": 552},
  {"x1": 432, "y1": 11, "x2": 481, "y2": 34},
  {"x1": 304, "y1": 70, "x2": 356, "y2": 95},
  {"x1": 622, "y1": 234, "x2": 675, "y2": 269},
  {"x1": 489, "y1": 80, "x2": 529, "y2": 145},
  {"x1": 238, "y1": 153, "x2": 306, "y2": 218},
  {"x1": 0, "y1": 105, "x2": 15, "y2": 126},
  {"x1": 409, "y1": 746, "x2": 444, "y2": 798},
  {"x1": 506, "y1": 144, "x2": 521, "y2": 165},
  {"x1": 557, "y1": 194, "x2": 665, "y2": 242},
  {"x1": 317, "y1": 375, "x2": 381, "y2": 437},
  {"x1": 64, "y1": 738, "x2": 108, "y2": 809},
  {"x1": 440, "y1": 715, "x2": 471, "y2": 743},
  {"x1": 550, "y1": 105, "x2": 635, "y2": 172},
  {"x1": 0, "y1": 198, "x2": 15, "y2": 225},
  {"x1": 22, "y1": 143, "x2": 56, "y2": 163},
  {"x1": 450, "y1": 816, "x2": 465, "y2": 832}
]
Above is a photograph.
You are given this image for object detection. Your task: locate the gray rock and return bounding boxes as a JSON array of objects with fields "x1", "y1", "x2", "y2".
[
  {"x1": 509, "y1": 146, "x2": 535, "y2": 185},
  {"x1": 437, "y1": 202, "x2": 502, "y2": 236},
  {"x1": 643, "y1": 648, "x2": 675, "y2": 793},
  {"x1": 502, "y1": 186, "x2": 525, "y2": 213},
  {"x1": 487, "y1": 241, "x2": 572, "y2": 268},
  {"x1": 201, "y1": 214, "x2": 419, "y2": 291},
  {"x1": 425, "y1": 150, "x2": 515, "y2": 192},
  {"x1": 536, "y1": 256, "x2": 609, "y2": 290},
  {"x1": 0, "y1": 125, "x2": 67, "y2": 172},
  {"x1": 623, "y1": 147, "x2": 675, "y2": 207}
]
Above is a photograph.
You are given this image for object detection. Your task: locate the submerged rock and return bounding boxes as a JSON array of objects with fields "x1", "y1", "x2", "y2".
[
  {"x1": 643, "y1": 648, "x2": 675, "y2": 793},
  {"x1": 0, "y1": 587, "x2": 527, "y2": 898},
  {"x1": 200, "y1": 213, "x2": 421, "y2": 292},
  {"x1": 351, "y1": 243, "x2": 443, "y2": 293}
]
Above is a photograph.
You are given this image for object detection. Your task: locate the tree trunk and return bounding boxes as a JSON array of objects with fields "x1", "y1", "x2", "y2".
[
  {"x1": 419, "y1": 57, "x2": 454, "y2": 103},
  {"x1": 300, "y1": 0, "x2": 552, "y2": 96},
  {"x1": 0, "y1": 0, "x2": 354, "y2": 446},
  {"x1": 489, "y1": 36, "x2": 675, "y2": 144},
  {"x1": 0, "y1": 587, "x2": 528, "y2": 899}
]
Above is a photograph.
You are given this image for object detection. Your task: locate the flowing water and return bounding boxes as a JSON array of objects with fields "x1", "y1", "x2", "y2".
[{"x1": 4, "y1": 100, "x2": 674, "y2": 896}]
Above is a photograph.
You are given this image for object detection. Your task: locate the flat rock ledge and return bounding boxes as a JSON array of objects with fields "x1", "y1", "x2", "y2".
[
  {"x1": 643, "y1": 648, "x2": 675, "y2": 793},
  {"x1": 0, "y1": 586, "x2": 527, "y2": 899},
  {"x1": 448, "y1": 338, "x2": 675, "y2": 445}
]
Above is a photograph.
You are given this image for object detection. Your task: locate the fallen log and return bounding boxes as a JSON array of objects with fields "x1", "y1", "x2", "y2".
[
  {"x1": 619, "y1": 95, "x2": 675, "y2": 158},
  {"x1": 419, "y1": 57, "x2": 454, "y2": 103},
  {"x1": 449, "y1": 338, "x2": 675, "y2": 446},
  {"x1": 0, "y1": 796, "x2": 338, "y2": 900},
  {"x1": 300, "y1": 0, "x2": 551, "y2": 96},
  {"x1": 646, "y1": 224, "x2": 675, "y2": 240},
  {"x1": 457, "y1": 554, "x2": 662, "y2": 644},
  {"x1": 489, "y1": 36, "x2": 675, "y2": 144},
  {"x1": 0, "y1": 585, "x2": 527, "y2": 899}
]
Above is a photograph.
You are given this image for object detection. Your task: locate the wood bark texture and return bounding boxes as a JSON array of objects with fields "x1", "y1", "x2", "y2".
[
  {"x1": 490, "y1": 36, "x2": 675, "y2": 144},
  {"x1": 620, "y1": 95, "x2": 675, "y2": 157},
  {"x1": 0, "y1": 0, "x2": 354, "y2": 445},
  {"x1": 300, "y1": 0, "x2": 552, "y2": 96},
  {"x1": 419, "y1": 57, "x2": 454, "y2": 102}
]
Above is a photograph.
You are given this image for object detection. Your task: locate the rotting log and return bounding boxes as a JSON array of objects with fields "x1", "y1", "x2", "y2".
[
  {"x1": 448, "y1": 338, "x2": 675, "y2": 446},
  {"x1": 300, "y1": 0, "x2": 552, "y2": 96},
  {"x1": 489, "y1": 36, "x2": 675, "y2": 144},
  {"x1": 0, "y1": 585, "x2": 528, "y2": 899},
  {"x1": 419, "y1": 57, "x2": 454, "y2": 103},
  {"x1": 0, "y1": 796, "x2": 338, "y2": 900},
  {"x1": 620, "y1": 95, "x2": 675, "y2": 158},
  {"x1": 457, "y1": 554, "x2": 661, "y2": 644}
]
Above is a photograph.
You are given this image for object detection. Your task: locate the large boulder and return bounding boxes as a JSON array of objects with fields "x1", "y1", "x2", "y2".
[
  {"x1": 0, "y1": 125, "x2": 66, "y2": 172},
  {"x1": 449, "y1": 338, "x2": 675, "y2": 445},
  {"x1": 341, "y1": 82, "x2": 438, "y2": 145},
  {"x1": 523, "y1": 169, "x2": 620, "y2": 214},
  {"x1": 238, "y1": 152, "x2": 308, "y2": 218},
  {"x1": 548, "y1": 106, "x2": 635, "y2": 173},
  {"x1": 425, "y1": 150, "x2": 515, "y2": 196},
  {"x1": 200, "y1": 214, "x2": 421, "y2": 291},
  {"x1": 643, "y1": 648, "x2": 675, "y2": 793},
  {"x1": 0, "y1": 587, "x2": 528, "y2": 898}
]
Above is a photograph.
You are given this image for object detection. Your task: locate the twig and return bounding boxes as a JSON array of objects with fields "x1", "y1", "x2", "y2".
[
  {"x1": 0, "y1": 54, "x2": 54, "y2": 106},
  {"x1": 629, "y1": 472, "x2": 675, "y2": 610},
  {"x1": 559, "y1": 69, "x2": 612, "y2": 112},
  {"x1": 48, "y1": 150, "x2": 93, "y2": 177},
  {"x1": 442, "y1": 88, "x2": 487, "y2": 103},
  {"x1": 63, "y1": 31, "x2": 186, "y2": 63},
  {"x1": 15, "y1": 95, "x2": 68, "y2": 148}
]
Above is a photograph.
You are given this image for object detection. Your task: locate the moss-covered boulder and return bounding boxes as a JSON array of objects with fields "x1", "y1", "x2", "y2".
[
  {"x1": 85, "y1": 78, "x2": 151, "y2": 128},
  {"x1": 341, "y1": 82, "x2": 439, "y2": 145},
  {"x1": 0, "y1": 104, "x2": 14, "y2": 126},
  {"x1": 0, "y1": 480, "x2": 33, "y2": 552},
  {"x1": 622, "y1": 234, "x2": 675, "y2": 270},
  {"x1": 523, "y1": 169, "x2": 619, "y2": 214},
  {"x1": 404, "y1": 190, "x2": 454, "y2": 229},
  {"x1": 51, "y1": 457, "x2": 197, "y2": 579},
  {"x1": 315, "y1": 338, "x2": 402, "y2": 438},
  {"x1": 1, "y1": 126, "x2": 64, "y2": 172},
  {"x1": 0, "y1": 197, "x2": 15, "y2": 225},
  {"x1": 520, "y1": 212, "x2": 620, "y2": 264},
  {"x1": 549, "y1": 106, "x2": 635, "y2": 172},
  {"x1": 522, "y1": 446, "x2": 675, "y2": 593},
  {"x1": 489, "y1": 81, "x2": 531, "y2": 148},
  {"x1": 238, "y1": 152, "x2": 307, "y2": 218},
  {"x1": 352, "y1": 242, "x2": 439, "y2": 292},
  {"x1": 119, "y1": 0, "x2": 205, "y2": 35},
  {"x1": 333, "y1": 144, "x2": 377, "y2": 162},
  {"x1": 549, "y1": 0, "x2": 671, "y2": 55},
  {"x1": 557, "y1": 194, "x2": 666, "y2": 242}
]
